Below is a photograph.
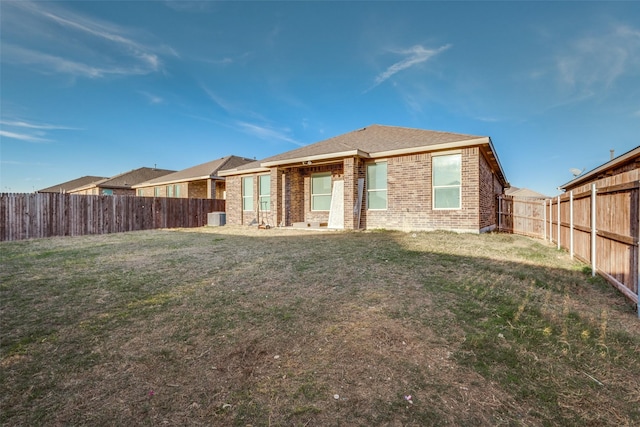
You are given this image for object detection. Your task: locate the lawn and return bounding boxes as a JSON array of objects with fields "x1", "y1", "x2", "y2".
[{"x1": 1, "y1": 226, "x2": 639, "y2": 426}]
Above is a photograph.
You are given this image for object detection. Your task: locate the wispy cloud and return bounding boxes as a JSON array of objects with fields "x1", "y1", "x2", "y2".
[
  {"x1": 138, "y1": 91, "x2": 164, "y2": 105},
  {"x1": 236, "y1": 121, "x2": 304, "y2": 147},
  {"x1": 0, "y1": 130, "x2": 52, "y2": 143},
  {"x1": 0, "y1": 119, "x2": 82, "y2": 130},
  {"x1": 368, "y1": 44, "x2": 451, "y2": 92},
  {"x1": 555, "y1": 24, "x2": 640, "y2": 95},
  {"x1": 1, "y1": 1, "x2": 172, "y2": 78}
]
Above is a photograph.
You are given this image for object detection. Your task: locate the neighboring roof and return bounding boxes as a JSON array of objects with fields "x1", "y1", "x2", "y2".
[
  {"x1": 220, "y1": 124, "x2": 508, "y2": 186},
  {"x1": 38, "y1": 176, "x2": 109, "y2": 193},
  {"x1": 559, "y1": 145, "x2": 640, "y2": 191},
  {"x1": 133, "y1": 155, "x2": 255, "y2": 188},
  {"x1": 505, "y1": 186, "x2": 548, "y2": 199},
  {"x1": 73, "y1": 167, "x2": 175, "y2": 191}
]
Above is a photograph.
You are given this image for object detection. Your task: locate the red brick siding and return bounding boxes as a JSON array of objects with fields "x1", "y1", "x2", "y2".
[
  {"x1": 479, "y1": 152, "x2": 503, "y2": 231},
  {"x1": 365, "y1": 148, "x2": 481, "y2": 232}
]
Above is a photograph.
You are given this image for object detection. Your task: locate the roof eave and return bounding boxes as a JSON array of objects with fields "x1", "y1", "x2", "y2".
[
  {"x1": 132, "y1": 175, "x2": 221, "y2": 188},
  {"x1": 559, "y1": 146, "x2": 640, "y2": 190},
  {"x1": 260, "y1": 149, "x2": 369, "y2": 168},
  {"x1": 219, "y1": 167, "x2": 270, "y2": 177}
]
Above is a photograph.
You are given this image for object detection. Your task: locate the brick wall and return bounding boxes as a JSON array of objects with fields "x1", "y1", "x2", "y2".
[
  {"x1": 224, "y1": 147, "x2": 503, "y2": 232},
  {"x1": 364, "y1": 148, "x2": 481, "y2": 232}
]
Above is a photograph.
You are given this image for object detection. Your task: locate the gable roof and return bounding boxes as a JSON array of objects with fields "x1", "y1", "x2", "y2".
[
  {"x1": 220, "y1": 124, "x2": 508, "y2": 185},
  {"x1": 133, "y1": 155, "x2": 255, "y2": 188},
  {"x1": 505, "y1": 186, "x2": 548, "y2": 199},
  {"x1": 559, "y1": 145, "x2": 640, "y2": 191},
  {"x1": 73, "y1": 167, "x2": 175, "y2": 191},
  {"x1": 38, "y1": 176, "x2": 109, "y2": 193}
]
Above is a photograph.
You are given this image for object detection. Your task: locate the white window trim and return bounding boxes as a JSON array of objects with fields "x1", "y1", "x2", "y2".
[
  {"x1": 432, "y1": 153, "x2": 462, "y2": 210},
  {"x1": 258, "y1": 175, "x2": 270, "y2": 212},
  {"x1": 242, "y1": 176, "x2": 254, "y2": 211},
  {"x1": 367, "y1": 160, "x2": 388, "y2": 211},
  {"x1": 311, "y1": 172, "x2": 332, "y2": 211}
]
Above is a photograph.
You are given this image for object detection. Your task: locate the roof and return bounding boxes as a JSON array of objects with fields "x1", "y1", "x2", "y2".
[
  {"x1": 38, "y1": 176, "x2": 109, "y2": 193},
  {"x1": 559, "y1": 145, "x2": 640, "y2": 191},
  {"x1": 73, "y1": 167, "x2": 175, "y2": 191},
  {"x1": 505, "y1": 186, "x2": 548, "y2": 199},
  {"x1": 220, "y1": 124, "x2": 508, "y2": 185},
  {"x1": 133, "y1": 155, "x2": 255, "y2": 187}
]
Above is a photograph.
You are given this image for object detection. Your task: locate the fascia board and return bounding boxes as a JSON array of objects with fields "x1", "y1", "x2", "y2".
[{"x1": 260, "y1": 149, "x2": 369, "y2": 168}]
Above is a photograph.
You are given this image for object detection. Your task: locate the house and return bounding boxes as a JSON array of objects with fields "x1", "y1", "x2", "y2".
[
  {"x1": 219, "y1": 124, "x2": 509, "y2": 233},
  {"x1": 38, "y1": 176, "x2": 109, "y2": 193},
  {"x1": 68, "y1": 167, "x2": 175, "y2": 196},
  {"x1": 133, "y1": 155, "x2": 255, "y2": 199},
  {"x1": 559, "y1": 146, "x2": 640, "y2": 193},
  {"x1": 505, "y1": 186, "x2": 548, "y2": 199}
]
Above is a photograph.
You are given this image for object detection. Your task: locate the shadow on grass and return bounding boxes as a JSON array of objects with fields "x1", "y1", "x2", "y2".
[{"x1": 1, "y1": 228, "x2": 639, "y2": 426}]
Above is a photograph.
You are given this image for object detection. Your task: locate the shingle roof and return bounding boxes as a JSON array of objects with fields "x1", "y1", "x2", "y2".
[
  {"x1": 219, "y1": 124, "x2": 508, "y2": 186},
  {"x1": 505, "y1": 187, "x2": 548, "y2": 199},
  {"x1": 38, "y1": 176, "x2": 109, "y2": 193},
  {"x1": 134, "y1": 155, "x2": 254, "y2": 187},
  {"x1": 97, "y1": 167, "x2": 175, "y2": 189},
  {"x1": 260, "y1": 124, "x2": 485, "y2": 164},
  {"x1": 559, "y1": 145, "x2": 640, "y2": 191}
]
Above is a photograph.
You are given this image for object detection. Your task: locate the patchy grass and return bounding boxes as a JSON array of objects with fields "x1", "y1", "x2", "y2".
[{"x1": 1, "y1": 226, "x2": 639, "y2": 426}]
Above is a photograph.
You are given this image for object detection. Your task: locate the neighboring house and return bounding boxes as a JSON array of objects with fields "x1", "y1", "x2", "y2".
[
  {"x1": 559, "y1": 146, "x2": 640, "y2": 193},
  {"x1": 219, "y1": 124, "x2": 509, "y2": 233},
  {"x1": 68, "y1": 167, "x2": 175, "y2": 196},
  {"x1": 133, "y1": 155, "x2": 254, "y2": 199},
  {"x1": 505, "y1": 186, "x2": 548, "y2": 199},
  {"x1": 37, "y1": 176, "x2": 109, "y2": 193}
]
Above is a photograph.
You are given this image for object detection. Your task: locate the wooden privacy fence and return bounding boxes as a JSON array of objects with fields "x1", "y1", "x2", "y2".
[
  {"x1": 498, "y1": 183, "x2": 640, "y2": 313},
  {"x1": 0, "y1": 193, "x2": 225, "y2": 241}
]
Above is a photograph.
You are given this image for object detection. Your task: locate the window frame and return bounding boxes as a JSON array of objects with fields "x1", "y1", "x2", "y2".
[
  {"x1": 366, "y1": 161, "x2": 388, "y2": 210},
  {"x1": 432, "y1": 153, "x2": 462, "y2": 210},
  {"x1": 258, "y1": 174, "x2": 271, "y2": 212},
  {"x1": 311, "y1": 172, "x2": 332, "y2": 211},
  {"x1": 242, "y1": 176, "x2": 254, "y2": 211}
]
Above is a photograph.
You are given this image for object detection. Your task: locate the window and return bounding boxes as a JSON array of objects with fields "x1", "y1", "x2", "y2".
[
  {"x1": 242, "y1": 176, "x2": 253, "y2": 211},
  {"x1": 174, "y1": 185, "x2": 181, "y2": 198},
  {"x1": 367, "y1": 162, "x2": 387, "y2": 210},
  {"x1": 258, "y1": 175, "x2": 270, "y2": 211},
  {"x1": 433, "y1": 154, "x2": 461, "y2": 209},
  {"x1": 137, "y1": 189, "x2": 143, "y2": 196},
  {"x1": 167, "y1": 185, "x2": 174, "y2": 198},
  {"x1": 154, "y1": 186, "x2": 164, "y2": 197},
  {"x1": 102, "y1": 189, "x2": 113, "y2": 196},
  {"x1": 311, "y1": 173, "x2": 332, "y2": 211}
]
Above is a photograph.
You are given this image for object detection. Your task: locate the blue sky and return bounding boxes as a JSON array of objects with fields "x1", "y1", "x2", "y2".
[{"x1": 1, "y1": 1, "x2": 639, "y2": 196}]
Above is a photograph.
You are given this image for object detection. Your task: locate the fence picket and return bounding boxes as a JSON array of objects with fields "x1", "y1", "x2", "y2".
[{"x1": 0, "y1": 193, "x2": 224, "y2": 241}]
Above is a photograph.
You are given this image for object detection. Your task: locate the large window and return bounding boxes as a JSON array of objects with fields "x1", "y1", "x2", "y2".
[
  {"x1": 259, "y1": 175, "x2": 271, "y2": 211},
  {"x1": 433, "y1": 154, "x2": 461, "y2": 209},
  {"x1": 242, "y1": 176, "x2": 253, "y2": 211},
  {"x1": 154, "y1": 186, "x2": 163, "y2": 197},
  {"x1": 367, "y1": 162, "x2": 387, "y2": 210},
  {"x1": 311, "y1": 173, "x2": 332, "y2": 211}
]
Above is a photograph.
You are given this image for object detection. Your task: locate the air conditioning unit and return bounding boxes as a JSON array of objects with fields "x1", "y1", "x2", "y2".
[{"x1": 207, "y1": 212, "x2": 226, "y2": 226}]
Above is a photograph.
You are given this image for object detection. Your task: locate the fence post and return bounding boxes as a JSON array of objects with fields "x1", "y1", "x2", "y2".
[
  {"x1": 637, "y1": 187, "x2": 640, "y2": 319},
  {"x1": 569, "y1": 191, "x2": 574, "y2": 260},
  {"x1": 543, "y1": 199, "x2": 547, "y2": 241},
  {"x1": 557, "y1": 195, "x2": 561, "y2": 250},
  {"x1": 591, "y1": 183, "x2": 597, "y2": 277},
  {"x1": 498, "y1": 195, "x2": 502, "y2": 231},
  {"x1": 549, "y1": 199, "x2": 553, "y2": 243}
]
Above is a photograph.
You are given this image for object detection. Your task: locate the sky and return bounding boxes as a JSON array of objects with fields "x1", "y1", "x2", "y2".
[{"x1": 1, "y1": 1, "x2": 639, "y2": 196}]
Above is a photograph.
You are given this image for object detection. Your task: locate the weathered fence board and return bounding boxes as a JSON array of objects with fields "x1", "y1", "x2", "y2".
[
  {"x1": 0, "y1": 193, "x2": 224, "y2": 241},
  {"x1": 499, "y1": 181, "x2": 640, "y2": 310}
]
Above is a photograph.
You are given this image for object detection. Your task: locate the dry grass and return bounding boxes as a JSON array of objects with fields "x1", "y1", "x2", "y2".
[{"x1": 1, "y1": 226, "x2": 639, "y2": 426}]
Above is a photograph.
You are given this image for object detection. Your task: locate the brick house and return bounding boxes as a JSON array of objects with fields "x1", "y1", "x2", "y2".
[
  {"x1": 38, "y1": 176, "x2": 109, "y2": 193},
  {"x1": 133, "y1": 155, "x2": 254, "y2": 199},
  {"x1": 68, "y1": 167, "x2": 175, "y2": 196},
  {"x1": 219, "y1": 124, "x2": 509, "y2": 232}
]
